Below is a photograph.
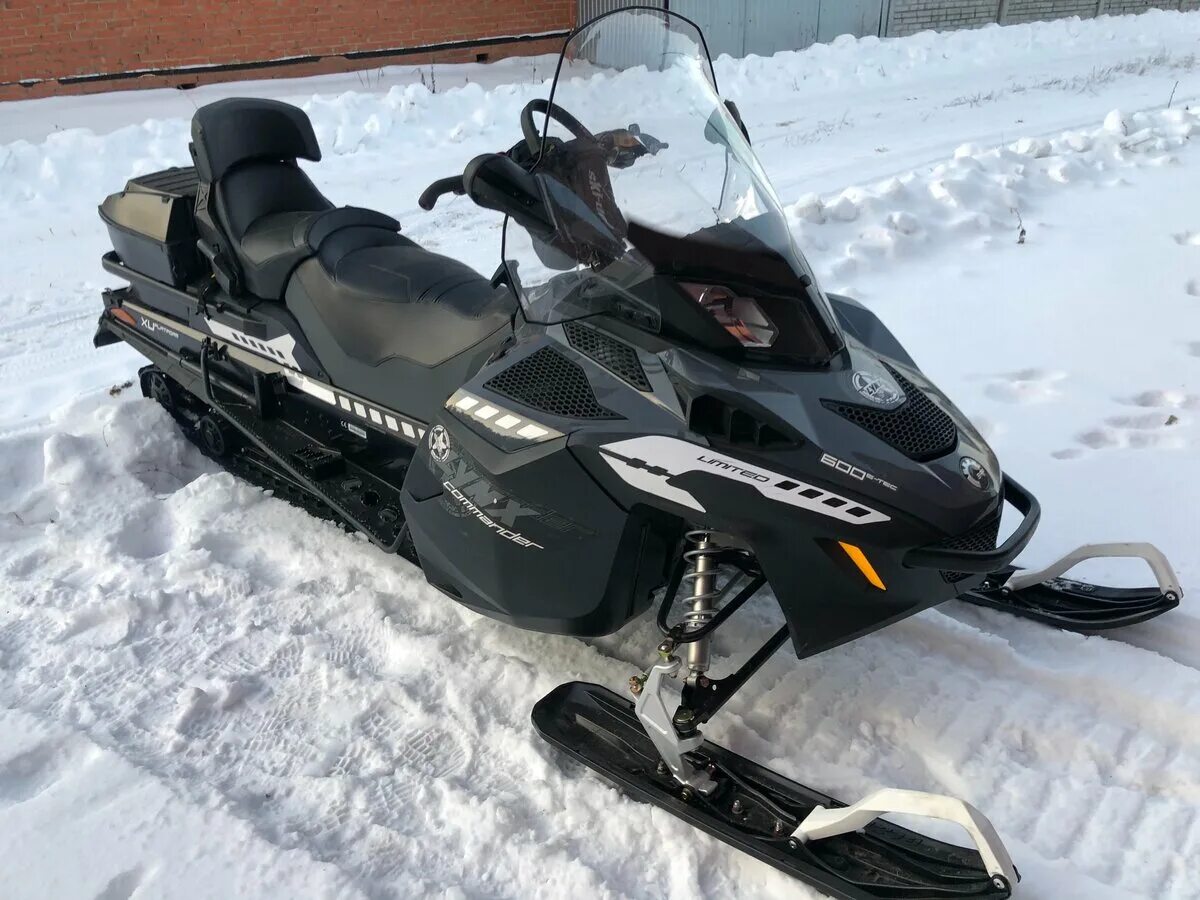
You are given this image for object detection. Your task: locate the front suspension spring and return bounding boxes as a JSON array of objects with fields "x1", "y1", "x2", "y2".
[{"x1": 683, "y1": 529, "x2": 727, "y2": 675}]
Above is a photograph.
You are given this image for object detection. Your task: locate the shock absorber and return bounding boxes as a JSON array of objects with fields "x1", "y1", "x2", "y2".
[{"x1": 682, "y1": 529, "x2": 722, "y2": 679}]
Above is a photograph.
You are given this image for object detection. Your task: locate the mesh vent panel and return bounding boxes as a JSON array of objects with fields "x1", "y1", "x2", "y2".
[
  {"x1": 822, "y1": 364, "x2": 957, "y2": 462},
  {"x1": 563, "y1": 320, "x2": 651, "y2": 391},
  {"x1": 937, "y1": 511, "x2": 1002, "y2": 583},
  {"x1": 484, "y1": 346, "x2": 618, "y2": 420}
]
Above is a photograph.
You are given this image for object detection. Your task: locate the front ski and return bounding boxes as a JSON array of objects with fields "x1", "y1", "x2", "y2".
[
  {"x1": 959, "y1": 543, "x2": 1182, "y2": 631},
  {"x1": 533, "y1": 681, "x2": 1015, "y2": 900}
]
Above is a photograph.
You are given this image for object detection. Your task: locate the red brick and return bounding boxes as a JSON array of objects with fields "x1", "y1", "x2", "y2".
[{"x1": 0, "y1": 0, "x2": 574, "y2": 97}]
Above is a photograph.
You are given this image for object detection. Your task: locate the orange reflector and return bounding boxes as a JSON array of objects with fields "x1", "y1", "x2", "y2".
[
  {"x1": 838, "y1": 542, "x2": 886, "y2": 591},
  {"x1": 110, "y1": 307, "x2": 136, "y2": 327}
]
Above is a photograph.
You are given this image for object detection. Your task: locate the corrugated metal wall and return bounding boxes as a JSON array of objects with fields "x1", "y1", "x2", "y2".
[
  {"x1": 670, "y1": 0, "x2": 749, "y2": 59},
  {"x1": 576, "y1": 0, "x2": 1191, "y2": 58},
  {"x1": 572, "y1": 0, "x2": 664, "y2": 68},
  {"x1": 816, "y1": 0, "x2": 886, "y2": 42},
  {"x1": 746, "y1": 0, "x2": 822, "y2": 56},
  {"x1": 576, "y1": 0, "x2": 885, "y2": 60}
]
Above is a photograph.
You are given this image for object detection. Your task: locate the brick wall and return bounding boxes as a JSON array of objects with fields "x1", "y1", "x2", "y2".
[
  {"x1": 4, "y1": 0, "x2": 1196, "y2": 101},
  {"x1": 0, "y1": 0, "x2": 574, "y2": 100},
  {"x1": 887, "y1": 0, "x2": 1002, "y2": 36}
]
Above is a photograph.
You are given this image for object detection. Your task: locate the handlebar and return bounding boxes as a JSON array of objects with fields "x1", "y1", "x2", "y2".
[
  {"x1": 418, "y1": 175, "x2": 465, "y2": 211},
  {"x1": 418, "y1": 97, "x2": 667, "y2": 216},
  {"x1": 520, "y1": 98, "x2": 594, "y2": 155}
]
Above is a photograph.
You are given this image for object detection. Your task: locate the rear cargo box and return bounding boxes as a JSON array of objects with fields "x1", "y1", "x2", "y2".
[{"x1": 99, "y1": 166, "x2": 201, "y2": 288}]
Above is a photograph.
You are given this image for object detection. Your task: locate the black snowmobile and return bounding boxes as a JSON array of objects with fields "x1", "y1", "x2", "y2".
[{"x1": 94, "y1": 8, "x2": 1183, "y2": 897}]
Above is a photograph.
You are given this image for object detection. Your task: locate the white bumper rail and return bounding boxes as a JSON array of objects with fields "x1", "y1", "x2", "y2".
[
  {"x1": 792, "y1": 787, "x2": 1020, "y2": 891},
  {"x1": 1004, "y1": 541, "x2": 1182, "y2": 598}
]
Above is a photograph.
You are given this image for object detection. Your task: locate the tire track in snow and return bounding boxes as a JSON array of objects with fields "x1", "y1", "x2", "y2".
[
  {"x1": 908, "y1": 613, "x2": 1200, "y2": 791},
  {"x1": 0, "y1": 410, "x2": 689, "y2": 897},
  {"x1": 721, "y1": 604, "x2": 1200, "y2": 894},
  {"x1": 0, "y1": 308, "x2": 93, "y2": 338}
]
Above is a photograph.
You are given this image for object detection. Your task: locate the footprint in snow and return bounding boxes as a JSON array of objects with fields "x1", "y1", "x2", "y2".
[
  {"x1": 1074, "y1": 422, "x2": 1184, "y2": 452},
  {"x1": 1172, "y1": 231, "x2": 1200, "y2": 246},
  {"x1": 111, "y1": 503, "x2": 174, "y2": 560},
  {"x1": 0, "y1": 738, "x2": 91, "y2": 808},
  {"x1": 93, "y1": 867, "x2": 146, "y2": 900},
  {"x1": 1125, "y1": 389, "x2": 1200, "y2": 410},
  {"x1": 1056, "y1": 391, "x2": 1193, "y2": 457},
  {"x1": 982, "y1": 368, "x2": 1067, "y2": 404},
  {"x1": 322, "y1": 708, "x2": 470, "y2": 823}
]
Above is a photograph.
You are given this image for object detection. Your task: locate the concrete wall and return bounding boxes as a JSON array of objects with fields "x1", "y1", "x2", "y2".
[
  {"x1": 1003, "y1": 0, "x2": 1098, "y2": 25},
  {"x1": 888, "y1": 0, "x2": 1001, "y2": 37},
  {"x1": 885, "y1": 0, "x2": 1197, "y2": 37},
  {"x1": 1104, "y1": 0, "x2": 1199, "y2": 13}
]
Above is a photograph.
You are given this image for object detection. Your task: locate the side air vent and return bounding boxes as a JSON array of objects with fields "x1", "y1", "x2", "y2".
[
  {"x1": 562, "y1": 320, "x2": 652, "y2": 391},
  {"x1": 822, "y1": 363, "x2": 957, "y2": 462},
  {"x1": 936, "y1": 511, "x2": 1002, "y2": 583},
  {"x1": 688, "y1": 394, "x2": 801, "y2": 450},
  {"x1": 484, "y1": 346, "x2": 620, "y2": 420}
]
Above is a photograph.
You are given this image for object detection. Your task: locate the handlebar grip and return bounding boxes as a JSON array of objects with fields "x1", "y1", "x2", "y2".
[{"x1": 418, "y1": 175, "x2": 465, "y2": 211}]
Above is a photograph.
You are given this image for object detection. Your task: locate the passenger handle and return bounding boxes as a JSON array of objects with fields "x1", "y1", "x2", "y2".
[{"x1": 418, "y1": 175, "x2": 466, "y2": 211}]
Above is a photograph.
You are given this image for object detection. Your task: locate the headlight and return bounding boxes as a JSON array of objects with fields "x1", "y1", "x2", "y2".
[{"x1": 682, "y1": 283, "x2": 778, "y2": 349}]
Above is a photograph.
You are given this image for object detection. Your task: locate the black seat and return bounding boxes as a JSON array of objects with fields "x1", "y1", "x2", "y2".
[
  {"x1": 286, "y1": 228, "x2": 515, "y2": 422},
  {"x1": 191, "y1": 98, "x2": 516, "y2": 421},
  {"x1": 191, "y1": 98, "x2": 401, "y2": 300},
  {"x1": 216, "y1": 160, "x2": 332, "y2": 298},
  {"x1": 288, "y1": 225, "x2": 514, "y2": 369}
]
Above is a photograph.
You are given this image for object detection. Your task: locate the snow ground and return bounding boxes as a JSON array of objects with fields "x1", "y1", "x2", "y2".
[{"x1": 2, "y1": 10, "x2": 1200, "y2": 899}]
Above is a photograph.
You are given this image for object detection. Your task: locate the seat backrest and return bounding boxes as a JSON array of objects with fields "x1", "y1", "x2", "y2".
[
  {"x1": 191, "y1": 97, "x2": 321, "y2": 184},
  {"x1": 217, "y1": 161, "x2": 331, "y2": 240},
  {"x1": 189, "y1": 98, "x2": 331, "y2": 296}
]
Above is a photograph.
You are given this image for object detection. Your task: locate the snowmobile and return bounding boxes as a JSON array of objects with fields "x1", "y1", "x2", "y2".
[{"x1": 94, "y1": 7, "x2": 1183, "y2": 897}]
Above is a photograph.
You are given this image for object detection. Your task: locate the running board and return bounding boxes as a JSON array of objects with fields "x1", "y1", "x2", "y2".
[
  {"x1": 105, "y1": 317, "x2": 412, "y2": 556},
  {"x1": 959, "y1": 543, "x2": 1181, "y2": 630},
  {"x1": 533, "y1": 681, "x2": 1016, "y2": 899}
]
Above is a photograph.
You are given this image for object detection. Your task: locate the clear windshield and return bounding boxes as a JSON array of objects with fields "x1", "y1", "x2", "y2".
[{"x1": 503, "y1": 8, "x2": 842, "y2": 363}]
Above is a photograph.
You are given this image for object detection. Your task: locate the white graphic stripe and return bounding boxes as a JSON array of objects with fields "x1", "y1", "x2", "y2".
[
  {"x1": 599, "y1": 448, "x2": 706, "y2": 513},
  {"x1": 285, "y1": 372, "x2": 336, "y2": 406},
  {"x1": 123, "y1": 301, "x2": 426, "y2": 445},
  {"x1": 204, "y1": 318, "x2": 300, "y2": 369},
  {"x1": 598, "y1": 435, "x2": 890, "y2": 525}
]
